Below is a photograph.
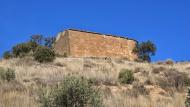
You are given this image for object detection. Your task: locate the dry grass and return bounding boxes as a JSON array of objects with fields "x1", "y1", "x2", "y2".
[
  {"x1": 103, "y1": 92, "x2": 185, "y2": 107},
  {"x1": 0, "y1": 57, "x2": 189, "y2": 107},
  {"x1": 0, "y1": 81, "x2": 39, "y2": 107},
  {"x1": 101, "y1": 85, "x2": 185, "y2": 107}
]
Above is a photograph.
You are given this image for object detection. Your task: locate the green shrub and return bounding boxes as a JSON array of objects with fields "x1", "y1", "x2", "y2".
[
  {"x1": 63, "y1": 52, "x2": 67, "y2": 57},
  {"x1": 183, "y1": 74, "x2": 190, "y2": 86},
  {"x1": 5, "y1": 68, "x2": 16, "y2": 81},
  {"x1": 185, "y1": 87, "x2": 190, "y2": 107},
  {"x1": 118, "y1": 69, "x2": 134, "y2": 84},
  {"x1": 33, "y1": 46, "x2": 55, "y2": 63},
  {"x1": 3, "y1": 51, "x2": 13, "y2": 59},
  {"x1": 0, "y1": 67, "x2": 15, "y2": 82},
  {"x1": 0, "y1": 67, "x2": 6, "y2": 80},
  {"x1": 27, "y1": 41, "x2": 39, "y2": 51},
  {"x1": 40, "y1": 76, "x2": 103, "y2": 107},
  {"x1": 12, "y1": 42, "x2": 32, "y2": 57}
]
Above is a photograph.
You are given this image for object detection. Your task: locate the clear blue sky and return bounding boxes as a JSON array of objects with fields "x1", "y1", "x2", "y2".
[{"x1": 0, "y1": 0, "x2": 190, "y2": 61}]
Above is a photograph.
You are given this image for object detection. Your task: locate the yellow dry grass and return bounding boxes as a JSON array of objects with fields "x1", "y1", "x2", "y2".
[{"x1": 0, "y1": 57, "x2": 189, "y2": 107}]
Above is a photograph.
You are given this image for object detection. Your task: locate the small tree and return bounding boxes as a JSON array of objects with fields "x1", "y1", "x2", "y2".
[
  {"x1": 30, "y1": 35, "x2": 43, "y2": 45},
  {"x1": 44, "y1": 37, "x2": 56, "y2": 48},
  {"x1": 133, "y1": 40, "x2": 156, "y2": 62},
  {"x1": 118, "y1": 69, "x2": 134, "y2": 84},
  {"x1": 33, "y1": 46, "x2": 55, "y2": 63},
  {"x1": 40, "y1": 76, "x2": 103, "y2": 107}
]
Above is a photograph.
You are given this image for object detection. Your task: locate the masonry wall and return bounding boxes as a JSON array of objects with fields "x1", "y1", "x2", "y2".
[
  {"x1": 67, "y1": 30, "x2": 137, "y2": 60},
  {"x1": 54, "y1": 31, "x2": 70, "y2": 56}
]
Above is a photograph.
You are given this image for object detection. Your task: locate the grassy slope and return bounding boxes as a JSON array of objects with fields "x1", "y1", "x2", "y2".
[{"x1": 0, "y1": 57, "x2": 189, "y2": 107}]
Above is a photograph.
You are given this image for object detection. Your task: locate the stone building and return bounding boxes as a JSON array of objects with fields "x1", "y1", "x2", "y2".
[{"x1": 54, "y1": 29, "x2": 138, "y2": 60}]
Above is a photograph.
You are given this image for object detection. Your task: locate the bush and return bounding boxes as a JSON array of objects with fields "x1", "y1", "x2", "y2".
[
  {"x1": 6, "y1": 68, "x2": 16, "y2": 81},
  {"x1": 0, "y1": 67, "x2": 15, "y2": 82},
  {"x1": 185, "y1": 87, "x2": 190, "y2": 107},
  {"x1": 165, "y1": 59, "x2": 174, "y2": 65},
  {"x1": 3, "y1": 51, "x2": 13, "y2": 59},
  {"x1": 33, "y1": 46, "x2": 55, "y2": 63},
  {"x1": 27, "y1": 41, "x2": 39, "y2": 51},
  {"x1": 118, "y1": 69, "x2": 134, "y2": 84},
  {"x1": 183, "y1": 74, "x2": 190, "y2": 87},
  {"x1": 0, "y1": 67, "x2": 6, "y2": 80},
  {"x1": 63, "y1": 52, "x2": 67, "y2": 57},
  {"x1": 12, "y1": 42, "x2": 32, "y2": 57},
  {"x1": 40, "y1": 76, "x2": 103, "y2": 107}
]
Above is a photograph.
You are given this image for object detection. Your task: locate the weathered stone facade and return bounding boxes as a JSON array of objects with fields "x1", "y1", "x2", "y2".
[{"x1": 54, "y1": 29, "x2": 138, "y2": 60}]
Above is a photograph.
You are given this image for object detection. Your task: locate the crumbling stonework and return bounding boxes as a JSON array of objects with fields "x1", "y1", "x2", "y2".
[{"x1": 54, "y1": 29, "x2": 138, "y2": 60}]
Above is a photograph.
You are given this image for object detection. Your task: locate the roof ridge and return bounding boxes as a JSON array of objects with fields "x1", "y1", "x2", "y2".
[{"x1": 67, "y1": 29, "x2": 138, "y2": 43}]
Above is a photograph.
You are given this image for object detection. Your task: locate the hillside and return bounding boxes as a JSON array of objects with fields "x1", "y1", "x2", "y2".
[{"x1": 0, "y1": 57, "x2": 189, "y2": 107}]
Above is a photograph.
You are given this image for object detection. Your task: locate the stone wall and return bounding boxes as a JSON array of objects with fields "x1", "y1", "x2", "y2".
[
  {"x1": 54, "y1": 31, "x2": 70, "y2": 56},
  {"x1": 54, "y1": 29, "x2": 138, "y2": 60}
]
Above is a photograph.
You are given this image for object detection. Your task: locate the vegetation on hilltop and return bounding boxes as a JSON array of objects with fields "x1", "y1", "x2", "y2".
[
  {"x1": 3, "y1": 35, "x2": 56, "y2": 63},
  {"x1": 133, "y1": 40, "x2": 156, "y2": 62},
  {"x1": 33, "y1": 46, "x2": 55, "y2": 63}
]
